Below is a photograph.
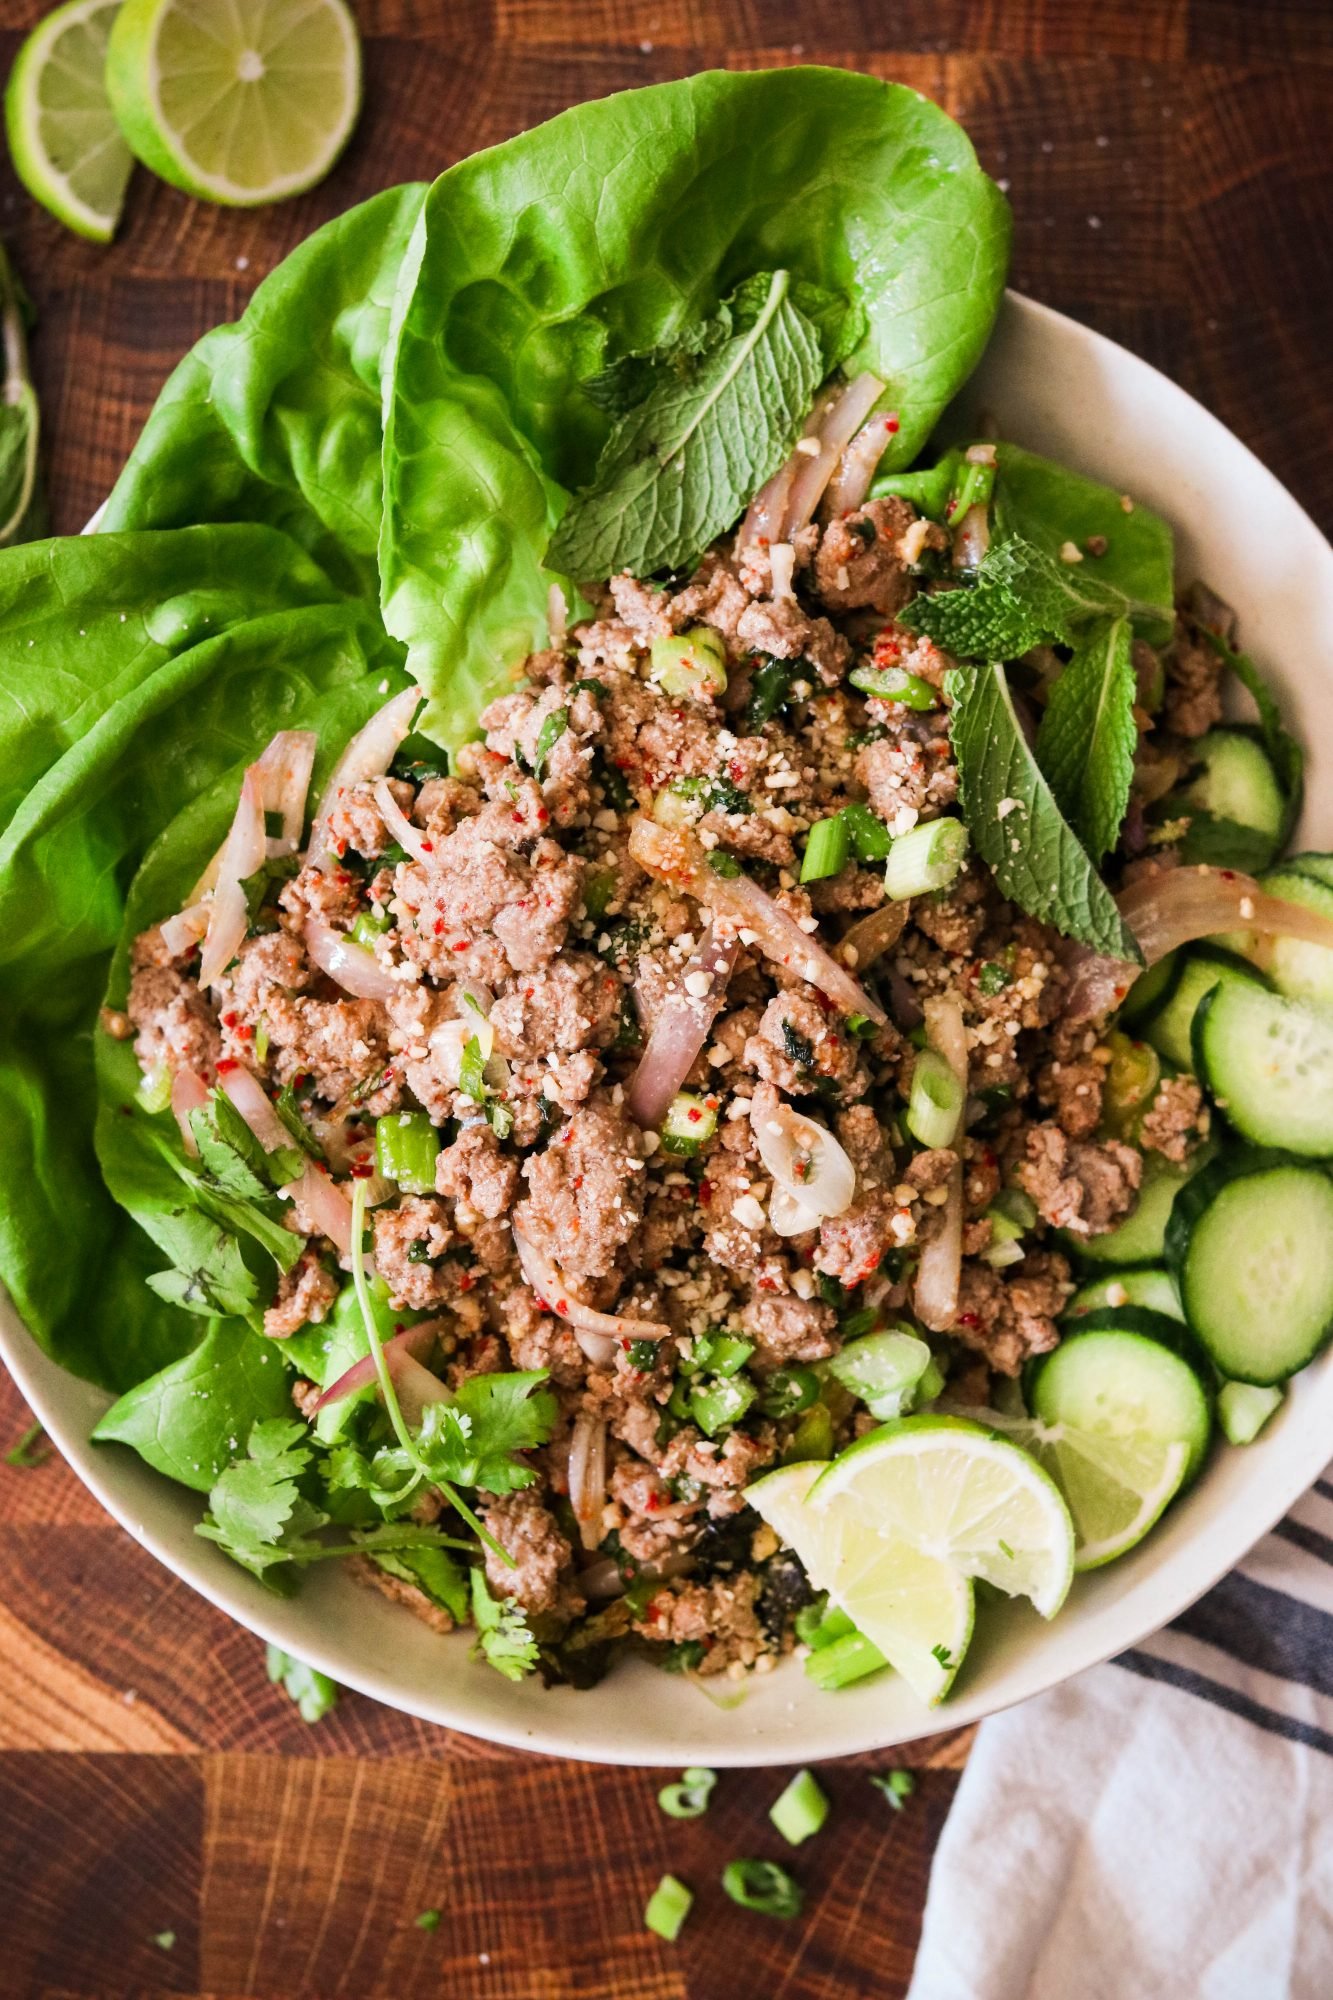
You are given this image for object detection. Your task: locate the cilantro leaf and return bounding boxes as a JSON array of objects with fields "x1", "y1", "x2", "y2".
[
  {"x1": 372, "y1": 1544, "x2": 470, "y2": 1624},
  {"x1": 1034, "y1": 614, "x2": 1137, "y2": 861},
  {"x1": 266, "y1": 1643, "x2": 338, "y2": 1723},
  {"x1": 470, "y1": 1568, "x2": 539, "y2": 1682},
  {"x1": 274, "y1": 1084, "x2": 325, "y2": 1160},
  {"x1": 947, "y1": 663, "x2": 1141, "y2": 960},
  {"x1": 415, "y1": 1371, "x2": 557, "y2": 1494},
  {"x1": 548, "y1": 270, "x2": 827, "y2": 580},
  {"x1": 198, "y1": 1417, "x2": 316, "y2": 1577}
]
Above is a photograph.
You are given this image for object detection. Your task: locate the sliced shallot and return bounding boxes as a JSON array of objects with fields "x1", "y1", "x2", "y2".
[
  {"x1": 568, "y1": 1412, "x2": 609, "y2": 1552},
  {"x1": 170, "y1": 1065, "x2": 210, "y2": 1156},
  {"x1": 823, "y1": 408, "x2": 901, "y2": 519},
  {"x1": 512, "y1": 1226, "x2": 670, "y2": 1363},
  {"x1": 372, "y1": 774, "x2": 435, "y2": 868},
  {"x1": 839, "y1": 899, "x2": 908, "y2": 973},
  {"x1": 219, "y1": 1064, "x2": 292, "y2": 1154},
  {"x1": 309, "y1": 1322, "x2": 442, "y2": 1403},
  {"x1": 198, "y1": 765, "x2": 267, "y2": 989},
  {"x1": 304, "y1": 916, "x2": 403, "y2": 1002},
  {"x1": 628, "y1": 817, "x2": 886, "y2": 1026},
  {"x1": 750, "y1": 1084, "x2": 856, "y2": 1221},
  {"x1": 159, "y1": 900, "x2": 210, "y2": 959},
  {"x1": 253, "y1": 729, "x2": 318, "y2": 857},
  {"x1": 280, "y1": 1161, "x2": 356, "y2": 1258},
  {"x1": 626, "y1": 923, "x2": 739, "y2": 1131},
  {"x1": 781, "y1": 373, "x2": 885, "y2": 538},
  {"x1": 308, "y1": 687, "x2": 419, "y2": 869}
]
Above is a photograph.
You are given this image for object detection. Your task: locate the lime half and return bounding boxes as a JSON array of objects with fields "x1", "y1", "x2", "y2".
[
  {"x1": 5, "y1": 0, "x2": 134, "y2": 242},
  {"x1": 748, "y1": 1460, "x2": 975, "y2": 1706},
  {"x1": 975, "y1": 1412, "x2": 1190, "y2": 1572},
  {"x1": 106, "y1": 0, "x2": 362, "y2": 207}
]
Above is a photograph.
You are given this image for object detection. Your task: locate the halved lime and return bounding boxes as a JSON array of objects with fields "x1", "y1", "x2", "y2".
[
  {"x1": 5, "y1": 0, "x2": 134, "y2": 242},
  {"x1": 977, "y1": 1412, "x2": 1190, "y2": 1571},
  {"x1": 106, "y1": 0, "x2": 362, "y2": 208},
  {"x1": 748, "y1": 1459, "x2": 975, "y2": 1706}
]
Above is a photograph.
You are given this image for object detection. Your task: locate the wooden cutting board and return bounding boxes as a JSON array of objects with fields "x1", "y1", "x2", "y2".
[{"x1": 1, "y1": 2, "x2": 1330, "y2": 1994}]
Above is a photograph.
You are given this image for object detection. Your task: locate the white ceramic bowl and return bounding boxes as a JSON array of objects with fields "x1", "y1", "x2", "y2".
[{"x1": 4, "y1": 292, "x2": 1332, "y2": 1765}]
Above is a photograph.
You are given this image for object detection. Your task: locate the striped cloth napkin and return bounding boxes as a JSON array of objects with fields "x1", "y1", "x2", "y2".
[{"x1": 907, "y1": 1468, "x2": 1333, "y2": 2000}]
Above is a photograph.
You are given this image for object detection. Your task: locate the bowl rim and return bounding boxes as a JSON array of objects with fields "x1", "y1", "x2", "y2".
[{"x1": 5, "y1": 287, "x2": 1333, "y2": 1766}]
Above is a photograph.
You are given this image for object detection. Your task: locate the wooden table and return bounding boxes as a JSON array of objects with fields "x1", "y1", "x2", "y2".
[{"x1": 1, "y1": 3, "x2": 1330, "y2": 1994}]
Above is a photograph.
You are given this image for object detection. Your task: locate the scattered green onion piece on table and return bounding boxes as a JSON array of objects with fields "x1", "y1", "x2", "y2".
[
  {"x1": 720, "y1": 1859, "x2": 803, "y2": 1919},
  {"x1": 661, "y1": 1090, "x2": 718, "y2": 1156},
  {"x1": 644, "y1": 1873, "x2": 694, "y2": 1941},
  {"x1": 870, "y1": 1768, "x2": 917, "y2": 1810},
  {"x1": 415, "y1": 1909, "x2": 442, "y2": 1932},
  {"x1": 884, "y1": 817, "x2": 969, "y2": 900},
  {"x1": 658, "y1": 1766, "x2": 718, "y2": 1819},
  {"x1": 803, "y1": 1628, "x2": 889, "y2": 1691},
  {"x1": 4, "y1": 1420, "x2": 47, "y2": 1469},
  {"x1": 756, "y1": 1364, "x2": 821, "y2": 1419},
  {"x1": 152, "y1": 1931, "x2": 176, "y2": 1952},
  {"x1": 375, "y1": 1111, "x2": 440, "y2": 1195},
  {"x1": 690, "y1": 1374, "x2": 758, "y2": 1437},
  {"x1": 840, "y1": 799, "x2": 894, "y2": 860},
  {"x1": 651, "y1": 626, "x2": 727, "y2": 699},
  {"x1": 800, "y1": 814, "x2": 850, "y2": 883},
  {"x1": 849, "y1": 664, "x2": 938, "y2": 710},
  {"x1": 906, "y1": 1046, "x2": 964, "y2": 1149},
  {"x1": 769, "y1": 1769, "x2": 829, "y2": 1846}
]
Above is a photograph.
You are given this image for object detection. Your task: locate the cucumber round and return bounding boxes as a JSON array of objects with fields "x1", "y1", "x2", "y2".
[
  {"x1": 1067, "y1": 1267, "x2": 1184, "y2": 1321},
  {"x1": 1217, "y1": 1381, "x2": 1283, "y2": 1446},
  {"x1": 1194, "y1": 982, "x2": 1333, "y2": 1156},
  {"x1": 1249, "y1": 869, "x2": 1333, "y2": 1010},
  {"x1": 1170, "y1": 1156, "x2": 1333, "y2": 1384},
  {"x1": 1142, "y1": 946, "x2": 1267, "y2": 1072},
  {"x1": 1283, "y1": 852, "x2": 1333, "y2": 893},
  {"x1": 1178, "y1": 728, "x2": 1284, "y2": 869},
  {"x1": 1028, "y1": 1308, "x2": 1213, "y2": 1483},
  {"x1": 1062, "y1": 1149, "x2": 1211, "y2": 1269},
  {"x1": 1117, "y1": 950, "x2": 1179, "y2": 1031}
]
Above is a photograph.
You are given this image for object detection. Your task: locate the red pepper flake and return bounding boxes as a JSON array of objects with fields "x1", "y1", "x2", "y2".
[
  {"x1": 572, "y1": 1174, "x2": 584, "y2": 1191},
  {"x1": 433, "y1": 917, "x2": 445, "y2": 935},
  {"x1": 452, "y1": 940, "x2": 468, "y2": 952},
  {"x1": 644, "y1": 1491, "x2": 661, "y2": 1513},
  {"x1": 687, "y1": 1108, "x2": 702, "y2": 1124},
  {"x1": 956, "y1": 1311, "x2": 982, "y2": 1330},
  {"x1": 698, "y1": 1179, "x2": 713, "y2": 1205},
  {"x1": 216, "y1": 1058, "x2": 239, "y2": 1074},
  {"x1": 536, "y1": 807, "x2": 549, "y2": 825},
  {"x1": 457, "y1": 1272, "x2": 475, "y2": 1293},
  {"x1": 420, "y1": 839, "x2": 434, "y2": 853},
  {"x1": 350, "y1": 1162, "x2": 373, "y2": 1179},
  {"x1": 885, "y1": 412, "x2": 900, "y2": 434}
]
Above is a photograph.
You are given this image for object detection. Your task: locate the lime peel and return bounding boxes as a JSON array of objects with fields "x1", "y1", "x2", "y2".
[{"x1": 5, "y1": 0, "x2": 134, "y2": 242}]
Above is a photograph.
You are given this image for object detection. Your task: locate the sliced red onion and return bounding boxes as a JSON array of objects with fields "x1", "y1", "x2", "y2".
[
  {"x1": 280, "y1": 1161, "x2": 355, "y2": 1256},
  {"x1": 513, "y1": 1226, "x2": 670, "y2": 1359},
  {"x1": 220, "y1": 1064, "x2": 292, "y2": 1153},
  {"x1": 768, "y1": 1183, "x2": 824, "y2": 1239},
  {"x1": 838, "y1": 899, "x2": 908, "y2": 973},
  {"x1": 568, "y1": 1412, "x2": 609, "y2": 1552},
  {"x1": 159, "y1": 900, "x2": 210, "y2": 960},
  {"x1": 253, "y1": 729, "x2": 318, "y2": 857},
  {"x1": 547, "y1": 582, "x2": 568, "y2": 647},
  {"x1": 952, "y1": 502, "x2": 991, "y2": 571},
  {"x1": 913, "y1": 996, "x2": 967, "y2": 1331},
  {"x1": 739, "y1": 453, "x2": 798, "y2": 550},
  {"x1": 305, "y1": 916, "x2": 402, "y2": 1002},
  {"x1": 750, "y1": 1083, "x2": 856, "y2": 1221},
  {"x1": 781, "y1": 373, "x2": 885, "y2": 538},
  {"x1": 768, "y1": 542, "x2": 796, "y2": 599},
  {"x1": 628, "y1": 817, "x2": 886, "y2": 1026},
  {"x1": 308, "y1": 687, "x2": 419, "y2": 869},
  {"x1": 170, "y1": 1065, "x2": 210, "y2": 1155},
  {"x1": 823, "y1": 409, "x2": 901, "y2": 519},
  {"x1": 372, "y1": 775, "x2": 435, "y2": 867},
  {"x1": 198, "y1": 765, "x2": 267, "y2": 989},
  {"x1": 395, "y1": 1350, "x2": 453, "y2": 1429},
  {"x1": 1060, "y1": 940, "x2": 1141, "y2": 1025},
  {"x1": 579, "y1": 1555, "x2": 625, "y2": 1601},
  {"x1": 1118, "y1": 865, "x2": 1333, "y2": 966},
  {"x1": 626, "y1": 923, "x2": 739, "y2": 1130},
  {"x1": 309, "y1": 1322, "x2": 440, "y2": 1407}
]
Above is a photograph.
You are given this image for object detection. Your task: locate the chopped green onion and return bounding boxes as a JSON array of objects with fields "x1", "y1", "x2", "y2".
[
  {"x1": 840, "y1": 799, "x2": 893, "y2": 860},
  {"x1": 350, "y1": 907, "x2": 391, "y2": 949},
  {"x1": 658, "y1": 1766, "x2": 718, "y2": 1819},
  {"x1": 769, "y1": 1769, "x2": 829, "y2": 1847},
  {"x1": 884, "y1": 817, "x2": 968, "y2": 900},
  {"x1": 870, "y1": 1768, "x2": 917, "y2": 1810},
  {"x1": 690, "y1": 1374, "x2": 758, "y2": 1437},
  {"x1": 152, "y1": 1930, "x2": 176, "y2": 1952},
  {"x1": 720, "y1": 1859, "x2": 803, "y2": 1919},
  {"x1": 532, "y1": 705, "x2": 569, "y2": 780},
  {"x1": 746, "y1": 656, "x2": 799, "y2": 729},
  {"x1": 667, "y1": 1378, "x2": 694, "y2": 1422},
  {"x1": 803, "y1": 1603, "x2": 857, "y2": 1649},
  {"x1": 457, "y1": 1034, "x2": 488, "y2": 1105},
  {"x1": 254, "y1": 1016, "x2": 270, "y2": 1065},
  {"x1": 644, "y1": 1873, "x2": 694, "y2": 1941},
  {"x1": 690, "y1": 1329, "x2": 754, "y2": 1378},
  {"x1": 793, "y1": 1595, "x2": 833, "y2": 1646},
  {"x1": 1101, "y1": 1030, "x2": 1162, "y2": 1139},
  {"x1": 707, "y1": 850, "x2": 743, "y2": 878},
  {"x1": 906, "y1": 1046, "x2": 964, "y2": 1149},
  {"x1": 583, "y1": 869, "x2": 617, "y2": 920},
  {"x1": 991, "y1": 1187, "x2": 1037, "y2": 1231},
  {"x1": 375, "y1": 1111, "x2": 440, "y2": 1195},
  {"x1": 827, "y1": 1329, "x2": 934, "y2": 1421},
  {"x1": 414, "y1": 1909, "x2": 442, "y2": 1932},
  {"x1": 802, "y1": 1628, "x2": 889, "y2": 1690},
  {"x1": 846, "y1": 1011, "x2": 879, "y2": 1038},
  {"x1": 134, "y1": 1065, "x2": 173, "y2": 1115},
  {"x1": 651, "y1": 626, "x2": 727, "y2": 699},
  {"x1": 916, "y1": 1356, "x2": 945, "y2": 1404},
  {"x1": 849, "y1": 663, "x2": 938, "y2": 710},
  {"x1": 627, "y1": 1338, "x2": 658, "y2": 1372},
  {"x1": 946, "y1": 454, "x2": 996, "y2": 528},
  {"x1": 756, "y1": 1364, "x2": 821, "y2": 1419},
  {"x1": 661, "y1": 1089, "x2": 718, "y2": 1156},
  {"x1": 4, "y1": 1420, "x2": 48, "y2": 1469},
  {"x1": 781, "y1": 1403, "x2": 834, "y2": 1465},
  {"x1": 799, "y1": 813, "x2": 850, "y2": 883}
]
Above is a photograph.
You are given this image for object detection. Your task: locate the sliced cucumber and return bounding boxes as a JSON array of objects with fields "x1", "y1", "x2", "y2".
[
  {"x1": 1178, "y1": 729, "x2": 1284, "y2": 870},
  {"x1": 1194, "y1": 983, "x2": 1333, "y2": 1156},
  {"x1": 1284, "y1": 852, "x2": 1333, "y2": 892},
  {"x1": 1063, "y1": 1148, "x2": 1211, "y2": 1269},
  {"x1": 1028, "y1": 1308, "x2": 1213, "y2": 1483},
  {"x1": 1143, "y1": 947, "x2": 1267, "y2": 1072},
  {"x1": 1067, "y1": 1267, "x2": 1184, "y2": 1321},
  {"x1": 1117, "y1": 950, "x2": 1179, "y2": 1031},
  {"x1": 1247, "y1": 870, "x2": 1333, "y2": 1009},
  {"x1": 1170, "y1": 1155, "x2": 1333, "y2": 1383},
  {"x1": 1217, "y1": 1380, "x2": 1284, "y2": 1445}
]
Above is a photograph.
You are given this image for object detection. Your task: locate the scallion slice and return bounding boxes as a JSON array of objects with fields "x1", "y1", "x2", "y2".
[
  {"x1": 374, "y1": 1110, "x2": 440, "y2": 1195},
  {"x1": 849, "y1": 663, "x2": 937, "y2": 710},
  {"x1": 799, "y1": 813, "x2": 850, "y2": 883},
  {"x1": 769, "y1": 1769, "x2": 829, "y2": 1847},
  {"x1": 906, "y1": 1046, "x2": 964, "y2": 1149},
  {"x1": 884, "y1": 816, "x2": 968, "y2": 900},
  {"x1": 644, "y1": 1873, "x2": 694, "y2": 1941},
  {"x1": 658, "y1": 1767, "x2": 718, "y2": 1820},
  {"x1": 720, "y1": 1859, "x2": 803, "y2": 1919}
]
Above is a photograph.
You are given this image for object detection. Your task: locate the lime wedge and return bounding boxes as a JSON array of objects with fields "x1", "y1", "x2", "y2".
[
  {"x1": 4, "y1": 0, "x2": 134, "y2": 242},
  {"x1": 106, "y1": 0, "x2": 362, "y2": 208},
  {"x1": 974, "y1": 1411, "x2": 1190, "y2": 1571},
  {"x1": 749, "y1": 1459, "x2": 975, "y2": 1705}
]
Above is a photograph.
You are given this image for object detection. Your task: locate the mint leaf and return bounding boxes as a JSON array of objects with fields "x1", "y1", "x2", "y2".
[
  {"x1": 948, "y1": 664, "x2": 1142, "y2": 961},
  {"x1": 416, "y1": 1371, "x2": 557, "y2": 1494},
  {"x1": 901, "y1": 535, "x2": 1150, "y2": 660},
  {"x1": 1035, "y1": 615, "x2": 1136, "y2": 861},
  {"x1": 547, "y1": 270, "x2": 825, "y2": 579},
  {"x1": 470, "y1": 1568, "x2": 539, "y2": 1681}
]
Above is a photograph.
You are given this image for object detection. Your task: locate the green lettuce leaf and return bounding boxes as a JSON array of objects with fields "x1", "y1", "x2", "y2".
[
  {"x1": 1034, "y1": 615, "x2": 1137, "y2": 861},
  {"x1": 379, "y1": 67, "x2": 1010, "y2": 751},
  {"x1": 947, "y1": 663, "x2": 1141, "y2": 960},
  {"x1": 93, "y1": 1321, "x2": 293, "y2": 1492}
]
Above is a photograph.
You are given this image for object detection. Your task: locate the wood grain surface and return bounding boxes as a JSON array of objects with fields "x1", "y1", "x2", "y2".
[{"x1": 2, "y1": 3, "x2": 1331, "y2": 1995}]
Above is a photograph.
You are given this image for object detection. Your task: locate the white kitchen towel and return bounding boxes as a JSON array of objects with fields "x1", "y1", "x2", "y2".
[{"x1": 907, "y1": 1470, "x2": 1333, "y2": 2000}]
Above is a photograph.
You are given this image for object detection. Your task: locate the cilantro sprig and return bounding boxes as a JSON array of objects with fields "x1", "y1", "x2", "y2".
[{"x1": 470, "y1": 1569, "x2": 539, "y2": 1682}]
